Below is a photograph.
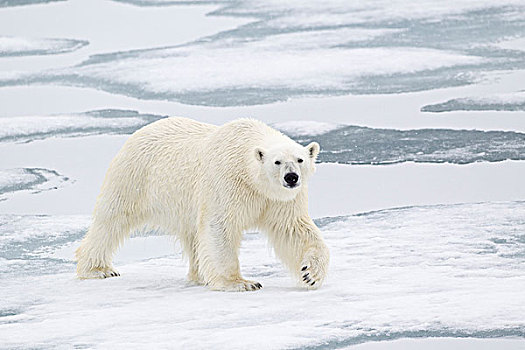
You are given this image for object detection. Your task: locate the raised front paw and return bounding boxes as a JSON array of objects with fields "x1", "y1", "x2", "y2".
[{"x1": 300, "y1": 248, "x2": 329, "y2": 289}]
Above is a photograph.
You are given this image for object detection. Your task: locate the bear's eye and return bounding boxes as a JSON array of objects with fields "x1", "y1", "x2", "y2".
[
  {"x1": 274, "y1": 160, "x2": 281, "y2": 165},
  {"x1": 298, "y1": 158, "x2": 303, "y2": 163}
]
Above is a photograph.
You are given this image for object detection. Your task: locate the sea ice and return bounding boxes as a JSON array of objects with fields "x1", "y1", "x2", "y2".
[
  {"x1": 1, "y1": 0, "x2": 524, "y2": 106},
  {"x1": 0, "y1": 201, "x2": 523, "y2": 348}
]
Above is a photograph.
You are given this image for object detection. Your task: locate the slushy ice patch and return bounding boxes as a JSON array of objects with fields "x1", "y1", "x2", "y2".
[
  {"x1": 422, "y1": 92, "x2": 525, "y2": 112},
  {"x1": 288, "y1": 125, "x2": 525, "y2": 165},
  {"x1": 0, "y1": 168, "x2": 69, "y2": 201}
]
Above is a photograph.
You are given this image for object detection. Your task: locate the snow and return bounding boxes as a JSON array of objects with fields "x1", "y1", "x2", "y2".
[
  {"x1": 1, "y1": 201, "x2": 524, "y2": 349},
  {"x1": 0, "y1": 36, "x2": 87, "y2": 57}
]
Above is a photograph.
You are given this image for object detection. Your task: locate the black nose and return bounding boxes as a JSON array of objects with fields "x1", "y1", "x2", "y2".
[{"x1": 284, "y1": 172, "x2": 299, "y2": 185}]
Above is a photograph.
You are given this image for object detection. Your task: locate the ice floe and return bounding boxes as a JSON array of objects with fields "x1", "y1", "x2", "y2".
[{"x1": 0, "y1": 201, "x2": 524, "y2": 348}]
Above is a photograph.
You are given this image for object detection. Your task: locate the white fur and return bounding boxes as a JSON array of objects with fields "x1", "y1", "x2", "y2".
[{"x1": 75, "y1": 118, "x2": 329, "y2": 291}]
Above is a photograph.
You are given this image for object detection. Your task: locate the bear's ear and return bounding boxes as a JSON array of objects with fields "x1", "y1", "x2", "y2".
[
  {"x1": 306, "y1": 142, "x2": 320, "y2": 159},
  {"x1": 254, "y1": 147, "x2": 265, "y2": 162}
]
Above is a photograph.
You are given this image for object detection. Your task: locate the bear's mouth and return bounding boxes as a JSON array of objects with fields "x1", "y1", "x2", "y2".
[{"x1": 284, "y1": 183, "x2": 299, "y2": 189}]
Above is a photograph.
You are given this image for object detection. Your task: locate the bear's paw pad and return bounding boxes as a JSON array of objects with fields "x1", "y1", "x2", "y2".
[{"x1": 300, "y1": 258, "x2": 326, "y2": 289}]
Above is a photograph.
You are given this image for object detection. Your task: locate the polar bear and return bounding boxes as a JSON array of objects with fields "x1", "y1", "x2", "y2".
[{"x1": 75, "y1": 117, "x2": 329, "y2": 291}]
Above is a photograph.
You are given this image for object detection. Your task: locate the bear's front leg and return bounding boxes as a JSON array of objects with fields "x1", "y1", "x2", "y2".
[
  {"x1": 197, "y1": 216, "x2": 262, "y2": 292},
  {"x1": 265, "y1": 217, "x2": 329, "y2": 289}
]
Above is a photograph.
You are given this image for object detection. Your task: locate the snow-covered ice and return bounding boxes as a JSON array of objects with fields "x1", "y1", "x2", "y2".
[
  {"x1": 0, "y1": 46, "x2": 482, "y2": 106},
  {"x1": 273, "y1": 121, "x2": 343, "y2": 137},
  {"x1": 1, "y1": 201, "x2": 524, "y2": 349},
  {"x1": 0, "y1": 109, "x2": 166, "y2": 143}
]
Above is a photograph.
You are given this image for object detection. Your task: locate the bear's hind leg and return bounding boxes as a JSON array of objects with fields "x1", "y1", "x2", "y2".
[
  {"x1": 179, "y1": 232, "x2": 202, "y2": 284},
  {"x1": 75, "y1": 215, "x2": 131, "y2": 279}
]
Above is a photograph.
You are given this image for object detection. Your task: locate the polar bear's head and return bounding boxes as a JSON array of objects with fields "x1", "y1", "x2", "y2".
[{"x1": 254, "y1": 141, "x2": 320, "y2": 201}]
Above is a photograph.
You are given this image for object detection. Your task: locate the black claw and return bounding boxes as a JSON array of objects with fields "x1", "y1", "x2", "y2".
[
  {"x1": 301, "y1": 266, "x2": 308, "y2": 271},
  {"x1": 251, "y1": 284, "x2": 257, "y2": 290},
  {"x1": 303, "y1": 273, "x2": 309, "y2": 278},
  {"x1": 311, "y1": 281, "x2": 316, "y2": 286},
  {"x1": 256, "y1": 283, "x2": 262, "y2": 288},
  {"x1": 305, "y1": 278, "x2": 311, "y2": 283}
]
